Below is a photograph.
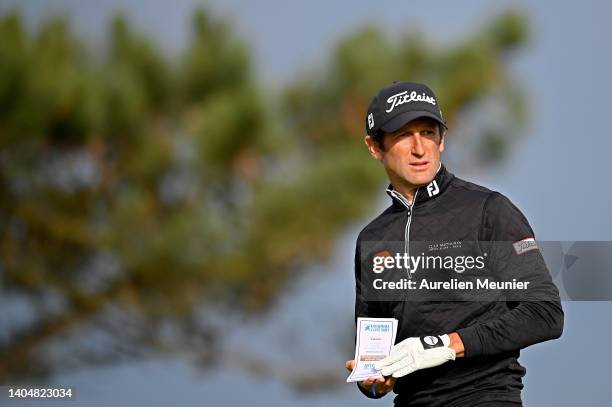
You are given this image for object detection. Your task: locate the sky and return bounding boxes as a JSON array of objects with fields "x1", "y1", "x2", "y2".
[{"x1": 2, "y1": 1, "x2": 612, "y2": 406}]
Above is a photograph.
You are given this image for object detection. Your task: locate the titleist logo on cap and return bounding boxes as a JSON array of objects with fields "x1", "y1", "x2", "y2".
[
  {"x1": 386, "y1": 90, "x2": 437, "y2": 113},
  {"x1": 365, "y1": 81, "x2": 446, "y2": 136}
]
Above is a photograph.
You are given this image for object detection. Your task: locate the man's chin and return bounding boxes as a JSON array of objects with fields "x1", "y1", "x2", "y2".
[{"x1": 404, "y1": 173, "x2": 435, "y2": 187}]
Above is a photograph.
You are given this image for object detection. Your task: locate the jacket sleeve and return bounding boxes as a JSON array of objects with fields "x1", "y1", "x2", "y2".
[
  {"x1": 353, "y1": 238, "x2": 386, "y2": 399},
  {"x1": 456, "y1": 192, "x2": 564, "y2": 358}
]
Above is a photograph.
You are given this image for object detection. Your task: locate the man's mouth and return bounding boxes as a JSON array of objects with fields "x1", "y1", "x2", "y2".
[{"x1": 409, "y1": 161, "x2": 429, "y2": 170}]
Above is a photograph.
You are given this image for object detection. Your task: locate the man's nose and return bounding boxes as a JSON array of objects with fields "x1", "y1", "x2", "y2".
[{"x1": 412, "y1": 134, "x2": 425, "y2": 156}]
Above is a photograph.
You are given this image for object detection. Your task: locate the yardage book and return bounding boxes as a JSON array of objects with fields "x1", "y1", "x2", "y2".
[{"x1": 346, "y1": 317, "x2": 398, "y2": 383}]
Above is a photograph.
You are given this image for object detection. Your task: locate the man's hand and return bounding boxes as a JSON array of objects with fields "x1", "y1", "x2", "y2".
[
  {"x1": 375, "y1": 334, "x2": 456, "y2": 378},
  {"x1": 345, "y1": 360, "x2": 396, "y2": 395}
]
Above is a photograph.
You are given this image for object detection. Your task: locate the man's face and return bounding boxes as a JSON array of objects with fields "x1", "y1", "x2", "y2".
[{"x1": 365, "y1": 117, "x2": 445, "y2": 189}]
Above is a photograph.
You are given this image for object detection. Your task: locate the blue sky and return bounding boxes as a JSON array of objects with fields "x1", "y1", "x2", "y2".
[{"x1": 2, "y1": 1, "x2": 612, "y2": 406}]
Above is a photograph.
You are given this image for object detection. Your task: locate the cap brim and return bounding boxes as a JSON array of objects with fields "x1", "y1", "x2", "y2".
[{"x1": 380, "y1": 111, "x2": 447, "y2": 133}]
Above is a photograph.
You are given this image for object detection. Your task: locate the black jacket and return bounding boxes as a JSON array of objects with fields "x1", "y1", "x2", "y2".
[{"x1": 354, "y1": 163, "x2": 563, "y2": 406}]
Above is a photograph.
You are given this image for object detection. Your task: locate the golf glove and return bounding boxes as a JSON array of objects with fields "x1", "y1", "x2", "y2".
[{"x1": 375, "y1": 334, "x2": 456, "y2": 378}]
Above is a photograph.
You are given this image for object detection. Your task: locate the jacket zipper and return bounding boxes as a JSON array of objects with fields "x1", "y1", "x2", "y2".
[{"x1": 389, "y1": 188, "x2": 419, "y2": 279}]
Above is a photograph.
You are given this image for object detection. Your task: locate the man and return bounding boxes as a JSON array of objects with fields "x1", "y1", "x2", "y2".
[{"x1": 345, "y1": 81, "x2": 563, "y2": 406}]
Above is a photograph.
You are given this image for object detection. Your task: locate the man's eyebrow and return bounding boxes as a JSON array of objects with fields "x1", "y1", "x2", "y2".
[{"x1": 392, "y1": 124, "x2": 436, "y2": 136}]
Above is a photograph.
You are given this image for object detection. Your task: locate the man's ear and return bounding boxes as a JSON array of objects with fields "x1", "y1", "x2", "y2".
[
  {"x1": 365, "y1": 135, "x2": 384, "y2": 160},
  {"x1": 439, "y1": 131, "x2": 446, "y2": 153}
]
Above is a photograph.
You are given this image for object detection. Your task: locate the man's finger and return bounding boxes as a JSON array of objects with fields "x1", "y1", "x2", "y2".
[
  {"x1": 376, "y1": 345, "x2": 407, "y2": 369},
  {"x1": 380, "y1": 354, "x2": 414, "y2": 376},
  {"x1": 392, "y1": 363, "x2": 417, "y2": 378},
  {"x1": 380, "y1": 377, "x2": 395, "y2": 392},
  {"x1": 375, "y1": 356, "x2": 394, "y2": 370}
]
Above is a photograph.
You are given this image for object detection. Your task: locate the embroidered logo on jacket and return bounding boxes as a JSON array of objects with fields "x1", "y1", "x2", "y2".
[
  {"x1": 513, "y1": 237, "x2": 538, "y2": 255},
  {"x1": 426, "y1": 180, "x2": 439, "y2": 197}
]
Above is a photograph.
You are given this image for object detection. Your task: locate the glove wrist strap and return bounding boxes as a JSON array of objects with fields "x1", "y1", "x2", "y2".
[{"x1": 419, "y1": 334, "x2": 451, "y2": 349}]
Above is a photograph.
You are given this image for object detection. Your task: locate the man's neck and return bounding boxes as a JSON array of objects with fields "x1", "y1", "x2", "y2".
[
  {"x1": 390, "y1": 182, "x2": 417, "y2": 204},
  {"x1": 387, "y1": 162, "x2": 442, "y2": 204},
  {"x1": 386, "y1": 171, "x2": 419, "y2": 203}
]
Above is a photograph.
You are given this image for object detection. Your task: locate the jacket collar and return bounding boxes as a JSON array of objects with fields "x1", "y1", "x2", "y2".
[{"x1": 385, "y1": 162, "x2": 454, "y2": 210}]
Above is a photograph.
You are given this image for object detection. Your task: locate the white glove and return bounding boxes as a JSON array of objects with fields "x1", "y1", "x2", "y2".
[{"x1": 375, "y1": 334, "x2": 456, "y2": 378}]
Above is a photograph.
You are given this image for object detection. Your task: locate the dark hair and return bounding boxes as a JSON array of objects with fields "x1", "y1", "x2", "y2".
[{"x1": 372, "y1": 130, "x2": 386, "y2": 150}]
